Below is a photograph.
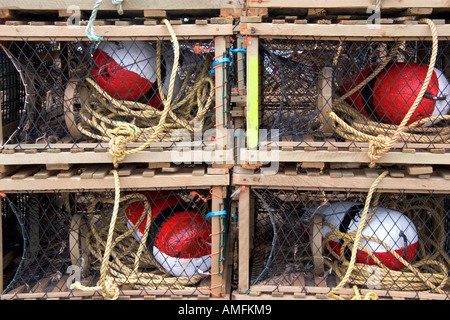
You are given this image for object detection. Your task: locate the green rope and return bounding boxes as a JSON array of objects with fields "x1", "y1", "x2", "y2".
[{"x1": 86, "y1": 0, "x2": 124, "y2": 42}]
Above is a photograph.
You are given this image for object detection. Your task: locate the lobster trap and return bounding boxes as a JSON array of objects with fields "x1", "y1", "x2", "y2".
[
  {"x1": 240, "y1": 22, "x2": 450, "y2": 167},
  {"x1": 0, "y1": 23, "x2": 234, "y2": 166},
  {"x1": 234, "y1": 179, "x2": 450, "y2": 300},
  {"x1": 0, "y1": 187, "x2": 230, "y2": 300}
]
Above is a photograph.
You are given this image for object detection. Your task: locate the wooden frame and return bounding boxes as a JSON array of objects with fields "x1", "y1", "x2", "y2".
[
  {"x1": 0, "y1": 23, "x2": 235, "y2": 167},
  {"x1": 246, "y1": 0, "x2": 450, "y2": 10},
  {"x1": 0, "y1": 182, "x2": 231, "y2": 300},
  {"x1": 0, "y1": 24, "x2": 234, "y2": 41},
  {"x1": 241, "y1": 23, "x2": 450, "y2": 167},
  {"x1": 234, "y1": 177, "x2": 450, "y2": 300},
  {"x1": 0, "y1": 0, "x2": 242, "y2": 11}
]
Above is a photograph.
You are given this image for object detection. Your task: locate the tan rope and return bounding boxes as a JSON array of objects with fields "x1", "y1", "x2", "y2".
[
  {"x1": 71, "y1": 19, "x2": 207, "y2": 299},
  {"x1": 324, "y1": 173, "x2": 450, "y2": 299},
  {"x1": 327, "y1": 170, "x2": 389, "y2": 300},
  {"x1": 329, "y1": 19, "x2": 441, "y2": 168}
]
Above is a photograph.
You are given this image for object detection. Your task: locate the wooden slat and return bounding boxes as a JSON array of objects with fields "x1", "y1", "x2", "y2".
[
  {"x1": 238, "y1": 186, "x2": 251, "y2": 294},
  {"x1": 240, "y1": 23, "x2": 450, "y2": 39},
  {"x1": 0, "y1": 149, "x2": 234, "y2": 166},
  {"x1": 246, "y1": 0, "x2": 449, "y2": 9},
  {"x1": 0, "y1": 24, "x2": 234, "y2": 40},
  {"x1": 233, "y1": 171, "x2": 450, "y2": 193},
  {"x1": 0, "y1": 0, "x2": 241, "y2": 10},
  {"x1": 0, "y1": 166, "x2": 229, "y2": 192},
  {"x1": 241, "y1": 149, "x2": 450, "y2": 165}
]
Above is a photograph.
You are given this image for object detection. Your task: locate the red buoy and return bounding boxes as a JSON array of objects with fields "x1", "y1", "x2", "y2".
[
  {"x1": 92, "y1": 41, "x2": 157, "y2": 101},
  {"x1": 125, "y1": 191, "x2": 211, "y2": 277},
  {"x1": 342, "y1": 62, "x2": 450, "y2": 126}
]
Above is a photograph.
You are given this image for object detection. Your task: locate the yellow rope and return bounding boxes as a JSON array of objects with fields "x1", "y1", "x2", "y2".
[
  {"x1": 324, "y1": 172, "x2": 450, "y2": 299},
  {"x1": 329, "y1": 19, "x2": 441, "y2": 168},
  {"x1": 327, "y1": 170, "x2": 389, "y2": 300},
  {"x1": 71, "y1": 19, "x2": 208, "y2": 299}
]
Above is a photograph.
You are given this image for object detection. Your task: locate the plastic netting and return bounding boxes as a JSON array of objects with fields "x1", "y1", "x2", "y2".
[
  {"x1": 0, "y1": 38, "x2": 221, "y2": 149},
  {"x1": 248, "y1": 188, "x2": 450, "y2": 297},
  {"x1": 259, "y1": 37, "x2": 450, "y2": 148},
  {"x1": 1, "y1": 189, "x2": 229, "y2": 298}
]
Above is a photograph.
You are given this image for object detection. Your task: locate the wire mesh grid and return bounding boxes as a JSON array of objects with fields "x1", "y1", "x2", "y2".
[
  {"x1": 247, "y1": 188, "x2": 450, "y2": 298},
  {"x1": 259, "y1": 37, "x2": 450, "y2": 148},
  {"x1": 0, "y1": 49, "x2": 24, "y2": 129},
  {"x1": 0, "y1": 37, "x2": 221, "y2": 150},
  {"x1": 1, "y1": 188, "x2": 229, "y2": 299}
]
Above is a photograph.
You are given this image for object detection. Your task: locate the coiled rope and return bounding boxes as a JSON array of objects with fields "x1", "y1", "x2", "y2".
[
  {"x1": 69, "y1": 192, "x2": 205, "y2": 299},
  {"x1": 324, "y1": 170, "x2": 450, "y2": 300},
  {"x1": 329, "y1": 19, "x2": 444, "y2": 168},
  {"x1": 70, "y1": 2, "x2": 215, "y2": 298}
]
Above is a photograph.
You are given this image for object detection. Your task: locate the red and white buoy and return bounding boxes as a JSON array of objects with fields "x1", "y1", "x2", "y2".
[
  {"x1": 92, "y1": 41, "x2": 158, "y2": 101},
  {"x1": 342, "y1": 62, "x2": 450, "y2": 126},
  {"x1": 311, "y1": 201, "x2": 419, "y2": 271},
  {"x1": 145, "y1": 47, "x2": 182, "y2": 110},
  {"x1": 125, "y1": 191, "x2": 211, "y2": 277}
]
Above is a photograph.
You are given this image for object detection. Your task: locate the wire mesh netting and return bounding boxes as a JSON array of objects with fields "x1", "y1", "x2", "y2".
[
  {"x1": 0, "y1": 38, "x2": 221, "y2": 149},
  {"x1": 259, "y1": 37, "x2": 450, "y2": 148},
  {"x1": 0, "y1": 49, "x2": 24, "y2": 133},
  {"x1": 1, "y1": 189, "x2": 228, "y2": 299},
  {"x1": 248, "y1": 188, "x2": 450, "y2": 297}
]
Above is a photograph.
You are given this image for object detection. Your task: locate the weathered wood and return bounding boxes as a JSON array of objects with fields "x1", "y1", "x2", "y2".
[
  {"x1": 240, "y1": 149, "x2": 450, "y2": 165},
  {"x1": 246, "y1": 0, "x2": 449, "y2": 9},
  {"x1": 0, "y1": 24, "x2": 234, "y2": 40},
  {"x1": 0, "y1": 149, "x2": 234, "y2": 166},
  {"x1": 240, "y1": 23, "x2": 450, "y2": 40},
  {"x1": 0, "y1": 0, "x2": 241, "y2": 10},
  {"x1": 238, "y1": 186, "x2": 251, "y2": 294},
  {"x1": 233, "y1": 171, "x2": 450, "y2": 193},
  {"x1": 0, "y1": 166, "x2": 229, "y2": 192}
]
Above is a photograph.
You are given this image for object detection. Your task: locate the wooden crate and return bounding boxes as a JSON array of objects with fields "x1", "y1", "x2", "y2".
[
  {"x1": 233, "y1": 166, "x2": 450, "y2": 300},
  {"x1": 0, "y1": 0, "x2": 242, "y2": 25},
  {"x1": 244, "y1": 0, "x2": 450, "y2": 23},
  {"x1": 0, "y1": 22, "x2": 234, "y2": 169},
  {"x1": 239, "y1": 21, "x2": 450, "y2": 169},
  {"x1": 0, "y1": 170, "x2": 232, "y2": 300}
]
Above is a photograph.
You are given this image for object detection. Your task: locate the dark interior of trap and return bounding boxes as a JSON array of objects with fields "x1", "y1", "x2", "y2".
[
  {"x1": 246, "y1": 189, "x2": 450, "y2": 292},
  {"x1": 1, "y1": 189, "x2": 223, "y2": 296},
  {"x1": 259, "y1": 38, "x2": 450, "y2": 145},
  {"x1": 0, "y1": 38, "x2": 220, "y2": 148}
]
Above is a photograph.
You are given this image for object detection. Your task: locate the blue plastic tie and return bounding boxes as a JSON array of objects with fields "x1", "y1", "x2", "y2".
[
  {"x1": 209, "y1": 57, "x2": 231, "y2": 74},
  {"x1": 206, "y1": 210, "x2": 227, "y2": 218},
  {"x1": 229, "y1": 48, "x2": 246, "y2": 54}
]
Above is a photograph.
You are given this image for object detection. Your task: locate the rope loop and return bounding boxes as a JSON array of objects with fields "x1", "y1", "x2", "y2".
[
  {"x1": 112, "y1": 0, "x2": 124, "y2": 15},
  {"x1": 368, "y1": 134, "x2": 392, "y2": 167},
  {"x1": 329, "y1": 19, "x2": 439, "y2": 167},
  {"x1": 350, "y1": 286, "x2": 378, "y2": 300}
]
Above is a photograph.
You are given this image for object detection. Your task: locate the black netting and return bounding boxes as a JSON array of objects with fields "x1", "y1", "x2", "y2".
[
  {"x1": 0, "y1": 50, "x2": 24, "y2": 134},
  {"x1": 1, "y1": 189, "x2": 227, "y2": 298},
  {"x1": 0, "y1": 38, "x2": 219, "y2": 149},
  {"x1": 249, "y1": 188, "x2": 450, "y2": 296},
  {"x1": 260, "y1": 38, "x2": 450, "y2": 147}
]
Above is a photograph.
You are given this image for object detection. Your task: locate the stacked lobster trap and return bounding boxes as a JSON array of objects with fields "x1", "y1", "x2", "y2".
[
  {"x1": 0, "y1": 3, "x2": 236, "y2": 300},
  {"x1": 232, "y1": 7, "x2": 450, "y2": 300},
  {"x1": 0, "y1": 33, "x2": 234, "y2": 163},
  {"x1": 234, "y1": 183, "x2": 450, "y2": 299},
  {"x1": 0, "y1": 187, "x2": 230, "y2": 300},
  {"x1": 239, "y1": 20, "x2": 450, "y2": 167}
]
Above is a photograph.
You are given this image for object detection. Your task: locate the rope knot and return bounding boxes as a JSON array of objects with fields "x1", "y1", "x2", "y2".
[
  {"x1": 350, "y1": 286, "x2": 378, "y2": 300},
  {"x1": 368, "y1": 134, "x2": 393, "y2": 168},
  {"x1": 100, "y1": 278, "x2": 120, "y2": 300},
  {"x1": 109, "y1": 121, "x2": 138, "y2": 167},
  {"x1": 112, "y1": 0, "x2": 124, "y2": 15}
]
